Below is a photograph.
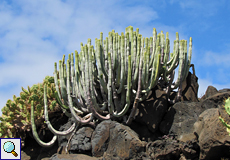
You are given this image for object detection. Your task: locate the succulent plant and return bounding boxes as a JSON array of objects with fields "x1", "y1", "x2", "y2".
[
  {"x1": 0, "y1": 76, "x2": 59, "y2": 141},
  {"x1": 31, "y1": 26, "x2": 193, "y2": 147},
  {"x1": 219, "y1": 97, "x2": 230, "y2": 135},
  {"x1": 51, "y1": 26, "x2": 192, "y2": 125}
]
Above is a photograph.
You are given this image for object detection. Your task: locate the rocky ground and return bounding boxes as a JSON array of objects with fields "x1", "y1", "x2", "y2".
[{"x1": 21, "y1": 72, "x2": 230, "y2": 160}]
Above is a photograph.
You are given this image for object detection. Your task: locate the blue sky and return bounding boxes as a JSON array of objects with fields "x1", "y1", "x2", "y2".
[{"x1": 0, "y1": 0, "x2": 230, "y2": 114}]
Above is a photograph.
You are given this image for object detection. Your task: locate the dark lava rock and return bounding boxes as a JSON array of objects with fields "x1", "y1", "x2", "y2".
[
  {"x1": 194, "y1": 108, "x2": 230, "y2": 160},
  {"x1": 181, "y1": 71, "x2": 199, "y2": 102},
  {"x1": 19, "y1": 71, "x2": 230, "y2": 160},
  {"x1": 146, "y1": 138, "x2": 199, "y2": 160},
  {"x1": 159, "y1": 101, "x2": 203, "y2": 137},
  {"x1": 46, "y1": 153, "x2": 101, "y2": 160},
  {"x1": 200, "y1": 85, "x2": 218, "y2": 100},
  {"x1": 69, "y1": 127, "x2": 94, "y2": 154},
  {"x1": 91, "y1": 120, "x2": 146, "y2": 159},
  {"x1": 135, "y1": 85, "x2": 169, "y2": 133}
]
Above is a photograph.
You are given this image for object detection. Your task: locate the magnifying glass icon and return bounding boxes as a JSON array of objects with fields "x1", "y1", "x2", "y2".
[{"x1": 3, "y1": 141, "x2": 18, "y2": 157}]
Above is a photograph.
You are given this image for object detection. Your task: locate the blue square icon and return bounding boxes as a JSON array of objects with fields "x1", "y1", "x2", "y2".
[{"x1": 0, "y1": 138, "x2": 21, "y2": 160}]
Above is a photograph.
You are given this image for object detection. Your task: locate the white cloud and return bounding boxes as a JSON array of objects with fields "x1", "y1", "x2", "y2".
[
  {"x1": 200, "y1": 51, "x2": 230, "y2": 67},
  {"x1": 197, "y1": 77, "x2": 230, "y2": 98},
  {"x1": 0, "y1": 0, "x2": 160, "y2": 114},
  {"x1": 1, "y1": 0, "x2": 227, "y2": 118},
  {"x1": 197, "y1": 78, "x2": 212, "y2": 98}
]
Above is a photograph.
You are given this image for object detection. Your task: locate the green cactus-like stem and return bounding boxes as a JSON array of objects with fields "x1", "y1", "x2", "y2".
[
  {"x1": 224, "y1": 98, "x2": 230, "y2": 115},
  {"x1": 59, "y1": 59, "x2": 68, "y2": 106},
  {"x1": 124, "y1": 33, "x2": 129, "y2": 82},
  {"x1": 166, "y1": 70, "x2": 175, "y2": 102},
  {"x1": 142, "y1": 50, "x2": 147, "y2": 88},
  {"x1": 74, "y1": 51, "x2": 86, "y2": 101},
  {"x1": 162, "y1": 37, "x2": 170, "y2": 81},
  {"x1": 103, "y1": 37, "x2": 109, "y2": 78},
  {"x1": 126, "y1": 51, "x2": 143, "y2": 125},
  {"x1": 44, "y1": 84, "x2": 77, "y2": 135},
  {"x1": 85, "y1": 75, "x2": 110, "y2": 120},
  {"x1": 81, "y1": 49, "x2": 110, "y2": 121},
  {"x1": 54, "y1": 63, "x2": 69, "y2": 109},
  {"x1": 67, "y1": 59, "x2": 94, "y2": 125},
  {"x1": 141, "y1": 46, "x2": 161, "y2": 94},
  {"x1": 166, "y1": 41, "x2": 179, "y2": 75},
  {"x1": 132, "y1": 36, "x2": 141, "y2": 89},
  {"x1": 180, "y1": 40, "x2": 188, "y2": 83},
  {"x1": 50, "y1": 26, "x2": 193, "y2": 126},
  {"x1": 109, "y1": 54, "x2": 131, "y2": 117},
  {"x1": 171, "y1": 40, "x2": 186, "y2": 90},
  {"x1": 182, "y1": 37, "x2": 192, "y2": 82},
  {"x1": 219, "y1": 117, "x2": 230, "y2": 129},
  {"x1": 70, "y1": 53, "x2": 75, "y2": 95},
  {"x1": 117, "y1": 33, "x2": 125, "y2": 94},
  {"x1": 107, "y1": 49, "x2": 120, "y2": 113},
  {"x1": 107, "y1": 52, "x2": 114, "y2": 114},
  {"x1": 88, "y1": 46, "x2": 108, "y2": 114},
  {"x1": 115, "y1": 33, "x2": 121, "y2": 88},
  {"x1": 31, "y1": 101, "x2": 57, "y2": 147},
  {"x1": 149, "y1": 28, "x2": 157, "y2": 68},
  {"x1": 219, "y1": 98, "x2": 230, "y2": 136},
  {"x1": 131, "y1": 31, "x2": 137, "y2": 79},
  {"x1": 161, "y1": 32, "x2": 179, "y2": 85},
  {"x1": 96, "y1": 40, "x2": 108, "y2": 94}
]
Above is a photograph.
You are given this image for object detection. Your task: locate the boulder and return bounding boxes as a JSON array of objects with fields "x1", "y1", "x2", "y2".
[
  {"x1": 129, "y1": 121, "x2": 161, "y2": 142},
  {"x1": 218, "y1": 88, "x2": 230, "y2": 93},
  {"x1": 91, "y1": 120, "x2": 111, "y2": 157},
  {"x1": 44, "y1": 153, "x2": 101, "y2": 160},
  {"x1": 69, "y1": 127, "x2": 94, "y2": 154},
  {"x1": 135, "y1": 85, "x2": 169, "y2": 133},
  {"x1": 57, "y1": 117, "x2": 95, "y2": 155},
  {"x1": 91, "y1": 120, "x2": 146, "y2": 159},
  {"x1": 201, "y1": 85, "x2": 218, "y2": 100},
  {"x1": 159, "y1": 101, "x2": 203, "y2": 137},
  {"x1": 146, "y1": 138, "x2": 199, "y2": 160},
  {"x1": 193, "y1": 108, "x2": 230, "y2": 160},
  {"x1": 181, "y1": 71, "x2": 199, "y2": 102},
  {"x1": 200, "y1": 92, "x2": 230, "y2": 110},
  {"x1": 160, "y1": 91, "x2": 230, "y2": 137},
  {"x1": 20, "y1": 82, "x2": 230, "y2": 160}
]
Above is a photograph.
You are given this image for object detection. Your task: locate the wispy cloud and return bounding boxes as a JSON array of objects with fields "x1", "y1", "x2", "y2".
[
  {"x1": 198, "y1": 78, "x2": 230, "y2": 98},
  {"x1": 0, "y1": 0, "x2": 160, "y2": 112},
  {"x1": 200, "y1": 50, "x2": 230, "y2": 67},
  {"x1": 0, "y1": 0, "x2": 229, "y2": 115}
]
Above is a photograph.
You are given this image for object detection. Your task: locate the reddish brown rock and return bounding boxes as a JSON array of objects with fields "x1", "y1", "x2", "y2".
[{"x1": 181, "y1": 71, "x2": 199, "y2": 102}]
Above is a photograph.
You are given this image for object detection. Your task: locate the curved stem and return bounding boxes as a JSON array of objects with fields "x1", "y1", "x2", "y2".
[
  {"x1": 109, "y1": 54, "x2": 132, "y2": 117},
  {"x1": 67, "y1": 59, "x2": 94, "y2": 125},
  {"x1": 31, "y1": 101, "x2": 57, "y2": 147},
  {"x1": 126, "y1": 51, "x2": 143, "y2": 125},
  {"x1": 44, "y1": 85, "x2": 77, "y2": 135},
  {"x1": 86, "y1": 51, "x2": 110, "y2": 120}
]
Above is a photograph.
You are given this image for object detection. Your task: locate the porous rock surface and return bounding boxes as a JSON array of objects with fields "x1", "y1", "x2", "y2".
[{"x1": 92, "y1": 120, "x2": 146, "y2": 159}]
